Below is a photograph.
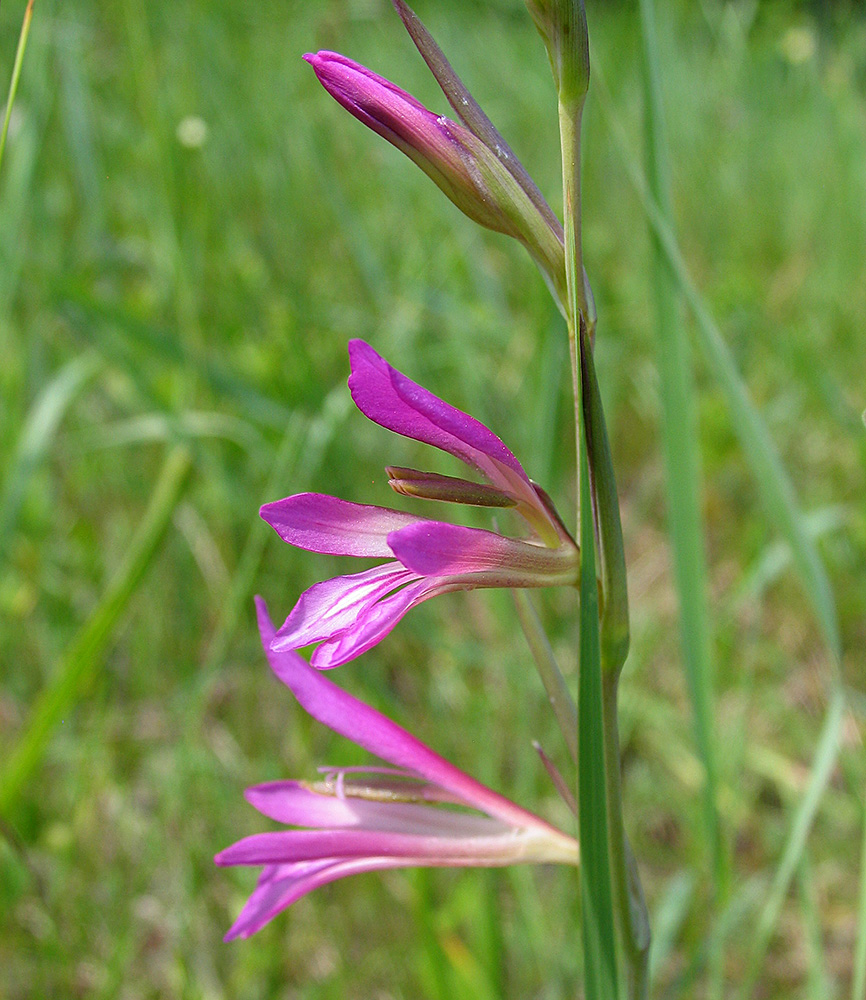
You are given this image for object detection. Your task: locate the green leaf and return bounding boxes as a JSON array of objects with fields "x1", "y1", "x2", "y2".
[{"x1": 0, "y1": 445, "x2": 193, "y2": 815}]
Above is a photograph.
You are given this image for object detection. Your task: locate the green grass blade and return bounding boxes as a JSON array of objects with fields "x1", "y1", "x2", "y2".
[
  {"x1": 513, "y1": 589, "x2": 578, "y2": 763},
  {"x1": 576, "y1": 325, "x2": 619, "y2": 997},
  {"x1": 0, "y1": 353, "x2": 100, "y2": 558},
  {"x1": 61, "y1": 291, "x2": 292, "y2": 429},
  {"x1": 560, "y1": 80, "x2": 619, "y2": 998},
  {"x1": 0, "y1": 0, "x2": 34, "y2": 175},
  {"x1": 582, "y1": 320, "x2": 651, "y2": 995},
  {"x1": 594, "y1": 72, "x2": 842, "y2": 665},
  {"x1": 638, "y1": 0, "x2": 727, "y2": 920},
  {"x1": 797, "y1": 852, "x2": 834, "y2": 1000},
  {"x1": 411, "y1": 868, "x2": 453, "y2": 1000},
  {"x1": 647, "y1": 871, "x2": 694, "y2": 988},
  {"x1": 0, "y1": 444, "x2": 192, "y2": 815},
  {"x1": 596, "y1": 47, "x2": 847, "y2": 1000},
  {"x1": 852, "y1": 803, "x2": 866, "y2": 1000},
  {"x1": 577, "y1": 416, "x2": 618, "y2": 999},
  {"x1": 737, "y1": 686, "x2": 845, "y2": 999}
]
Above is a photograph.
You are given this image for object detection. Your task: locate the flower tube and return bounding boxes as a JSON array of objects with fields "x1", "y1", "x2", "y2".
[
  {"x1": 215, "y1": 599, "x2": 579, "y2": 940},
  {"x1": 261, "y1": 340, "x2": 578, "y2": 669}
]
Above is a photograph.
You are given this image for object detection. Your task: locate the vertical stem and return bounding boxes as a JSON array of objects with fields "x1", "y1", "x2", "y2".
[
  {"x1": 560, "y1": 69, "x2": 650, "y2": 1000},
  {"x1": 603, "y1": 672, "x2": 651, "y2": 1000},
  {"x1": 558, "y1": 100, "x2": 586, "y2": 478}
]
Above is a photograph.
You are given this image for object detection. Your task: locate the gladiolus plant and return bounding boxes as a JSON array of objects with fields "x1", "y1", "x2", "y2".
[{"x1": 218, "y1": 2, "x2": 708, "y2": 997}]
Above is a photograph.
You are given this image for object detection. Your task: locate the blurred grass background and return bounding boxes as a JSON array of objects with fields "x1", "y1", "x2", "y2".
[{"x1": 0, "y1": 0, "x2": 864, "y2": 996}]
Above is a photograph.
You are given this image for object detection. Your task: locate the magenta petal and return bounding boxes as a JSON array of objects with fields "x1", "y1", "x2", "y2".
[
  {"x1": 245, "y1": 782, "x2": 368, "y2": 827},
  {"x1": 256, "y1": 597, "x2": 552, "y2": 831},
  {"x1": 260, "y1": 494, "x2": 422, "y2": 557},
  {"x1": 216, "y1": 829, "x2": 526, "y2": 867},
  {"x1": 347, "y1": 340, "x2": 532, "y2": 493},
  {"x1": 388, "y1": 521, "x2": 528, "y2": 575},
  {"x1": 246, "y1": 781, "x2": 509, "y2": 835},
  {"x1": 304, "y1": 50, "x2": 430, "y2": 128},
  {"x1": 223, "y1": 859, "x2": 340, "y2": 940},
  {"x1": 223, "y1": 857, "x2": 419, "y2": 940},
  {"x1": 309, "y1": 577, "x2": 442, "y2": 668},
  {"x1": 272, "y1": 562, "x2": 416, "y2": 650}
]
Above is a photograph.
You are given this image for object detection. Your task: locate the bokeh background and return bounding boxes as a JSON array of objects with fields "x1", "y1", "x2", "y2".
[{"x1": 1, "y1": 0, "x2": 864, "y2": 996}]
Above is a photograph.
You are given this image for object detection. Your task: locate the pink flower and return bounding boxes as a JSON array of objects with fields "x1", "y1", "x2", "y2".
[
  {"x1": 215, "y1": 599, "x2": 579, "y2": 940},
  {"x1": 261, "y1": 340, "x2": 578, "y2": 668}
]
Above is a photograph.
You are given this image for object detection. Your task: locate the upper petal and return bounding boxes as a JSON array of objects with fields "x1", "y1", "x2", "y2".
[
  {"x1": 261, "y1": 493, "x2": 422, "y2": 557},
  {"x1": 387, "y1": 521, "x2": 579, "y2": 584},
  {"x1": 245, "y1": 780, "x2": 509, "y2": 836},
  {"x1": 347, "y1": 340, "x2": 532, "y2": 495}
]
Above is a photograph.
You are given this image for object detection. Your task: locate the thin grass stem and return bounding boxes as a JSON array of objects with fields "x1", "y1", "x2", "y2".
[
  {"x1": 593, "y1": 64, "x2": 842, "y2": 665},
  {"x1": 636, "y1": 1, "x2": 729, "y2": 985},
  {"x1": 853, "y1": 802, "x2": 866, "y2": 1000},
  {"x1": 513, "y1": 589, "x2": 578, "y2": 764},
  {"x1": 0, "y1": 0, "x2": 34, "y2": 175},
  {"x1": 737, "y1": 686, "x2": 845, "y2": 999}
]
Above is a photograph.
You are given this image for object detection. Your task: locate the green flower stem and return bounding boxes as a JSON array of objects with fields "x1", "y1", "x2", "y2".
[
  {"x1": 560, "y1": 70, "x2": 649, "y2": 1000},
  {"x1": 558, "y1": 100, "x2": 589, "y2": 333},
  {"x1": 602, "y1": 669, "x2": 651, "y2": 1000}
]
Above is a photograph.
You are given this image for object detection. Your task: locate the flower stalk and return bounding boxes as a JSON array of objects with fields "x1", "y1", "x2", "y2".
[{"x1": 547, "y1": 0, "x2": 650, "y2": 994}]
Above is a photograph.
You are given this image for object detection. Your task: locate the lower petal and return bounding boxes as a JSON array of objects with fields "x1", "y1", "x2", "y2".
[
  {"x1": 310, "y1": 577, "x2": 445, "y2": 668},
  {"x1": 223, "y1": 856, "x2": 417, "y2": 940},
  {"x1": 272, "y1": 562, "x2": 417, "y2": 650}
]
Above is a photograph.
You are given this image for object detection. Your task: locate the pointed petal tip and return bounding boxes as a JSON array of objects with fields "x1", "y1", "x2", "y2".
[
  {"x1": 254, "y1": 595, "x2": 274, "y2": 637},
  {"x1": 347, "y1": 338, "x2": 377, "y2": 370}
]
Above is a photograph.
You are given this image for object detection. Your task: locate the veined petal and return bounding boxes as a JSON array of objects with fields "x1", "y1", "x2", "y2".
[
  {"x1": 246, "y1": 781, "x2": 509, "y2": 836},
  {"x1": 216, "y1": 827, "x2": 572, "y2": 867},
  {"x1": 261, "y1": 493, "x2": 422, "y2": 557},
  {"x1": 309, "y1": 577, "x2": 443, "y2": 669},
  {"x1": 387, "y1": 521, "x2": 578, "y2": 584},
  {"x1": 221, "y1": 856, "x2": 440, "y2": 940},
  {"x1": 223, "y1": 859, "x2": 360, "y2": 940},
  {"x1": 257, "y1": 597, "x2": 561, "y2": 833},
  {"x1": 272, "y1": 562, "x2": 416, "y2": 650}
]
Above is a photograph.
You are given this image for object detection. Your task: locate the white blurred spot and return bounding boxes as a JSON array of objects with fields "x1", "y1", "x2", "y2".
[
  {"x1": 1, "y1": 104, "x2": 25, "y2": 141},
  {"x1": 780, "y1": 26, "x2": 816, "y2": 65},
  {"x1": 176, "y1": 115, "x2": 207, "y2": 148}
]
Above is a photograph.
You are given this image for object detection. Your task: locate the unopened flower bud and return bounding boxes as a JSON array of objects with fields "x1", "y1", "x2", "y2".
[{"x1": 305, "y1": 51, "x2": 567, "y2": 309}]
